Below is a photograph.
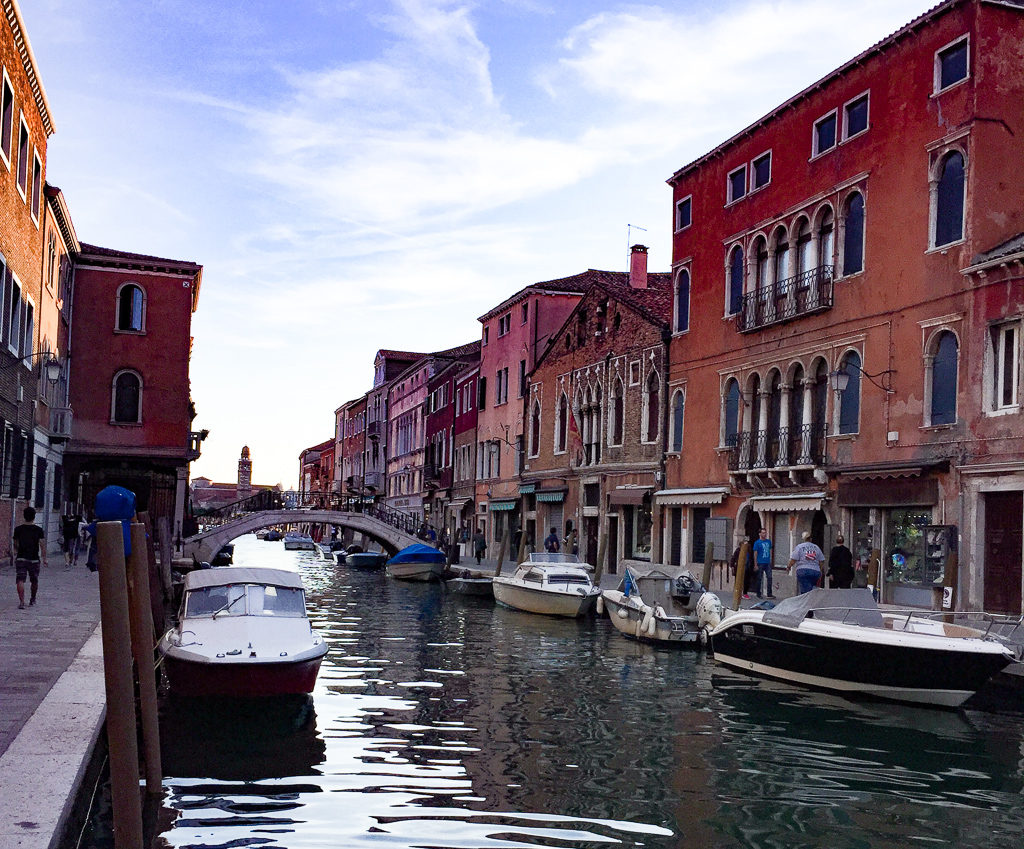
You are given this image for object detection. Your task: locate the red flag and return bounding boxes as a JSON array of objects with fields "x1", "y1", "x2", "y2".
[{"x1": 568, "y1": 407, "x2": 584, "y2": 465}]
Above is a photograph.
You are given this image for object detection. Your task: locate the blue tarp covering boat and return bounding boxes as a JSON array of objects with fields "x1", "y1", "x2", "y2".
[{"x1": 387, "y1": 543, "x2": 447, "y2": 564}]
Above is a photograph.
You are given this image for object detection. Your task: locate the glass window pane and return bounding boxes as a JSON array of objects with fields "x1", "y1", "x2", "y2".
[
  {"x1": 845, "y1": 96, "x2": 868, "y2": 136},
  {"x1": 729, "y1": 169, "x2": 745, "y2": 202},
  {"x1": 815, "y1": 114, "x2": 836, "y2": 153},
  {"x1": 753, "y1": 154, "x2": 770, "y2": 188},
  {"x1": 843, "y1": 193, "x2": 864, "y2": 275},
  {"x1": 935, "y1": 152, "x2": 965, "y2": 246},
  {"x1": 931, "y1": 332, "x2": 957, "y2": 425},
  {"x1": 839, "y1": 353, "x2": 861, "y2": 434},
  {"x1": 729, "y1": 248, "x2": 744, "y2": 314},
  {"x1": 939, "y1": 41, "x2": 968, "y2": 89}
]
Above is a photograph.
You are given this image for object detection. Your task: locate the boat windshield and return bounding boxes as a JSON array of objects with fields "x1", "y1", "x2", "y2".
[
  {"x1": 527, "y1": 552, "x2": 582, "y2": 564},
  {"x1": 546, "y1": 573, "x2": 591, "y2": 586},
  {"x1": 186, "y1": 584, "x2": 307, "y2": 618}
]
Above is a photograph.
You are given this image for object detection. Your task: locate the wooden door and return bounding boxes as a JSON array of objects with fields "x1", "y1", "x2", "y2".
[{"x1": 984, "y1": 491, "x2": 1023, "y2": 614}]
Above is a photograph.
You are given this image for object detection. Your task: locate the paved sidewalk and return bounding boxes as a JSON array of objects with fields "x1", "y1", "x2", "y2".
[{"x1": 0, "y1": 555, "x2": 102, "y2": 757}]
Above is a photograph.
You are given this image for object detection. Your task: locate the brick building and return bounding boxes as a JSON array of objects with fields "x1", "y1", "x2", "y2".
[
  {"x1": 335, "y1": 395, "x2": 366, "y2": 495},
  {"x1": 663, "y1": 0, "x2": 1024, "y2": 612},
  {"x1": 451, "y1": 364, "x2": 479, "y2": 545},
  {"x1": 0, "y1": 1, "x2": 58, "y2": 554},
  {"x1": 523, "y1": 247, "x2": 671, "y2": 572},
  {"x1": 475, "y1": 274, "x2": 587, "y2": 551},
  {"x1": 298, "y1": 438, "x2": 334, "y2": 497}
]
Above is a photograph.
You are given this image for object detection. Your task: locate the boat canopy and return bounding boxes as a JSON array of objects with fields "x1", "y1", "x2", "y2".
[
  {"x1": 184, "y1": 567, "x2": 305, "y2": 591},
  {"x1": 762, "y1": 588, "x2": 883, "y2": 629},
  {"x1": 388, "y1": 543, "x2": 447, "y2": 564}
]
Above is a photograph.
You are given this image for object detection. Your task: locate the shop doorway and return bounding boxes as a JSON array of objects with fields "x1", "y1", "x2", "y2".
[
  {"x1": 669, "y1": 508, "x2": 683, "y2": 566},
  {"x1": 607, "y1": 516, "x2": 618, "y2": 575},
  {"x1": 691, "y1": 507, "x2": 711, "y2": 564},
  {"x1": 984, "y1": 491, "x2": 1023, "y2": 614},
  {"x1": 585, "y1": 517, "x2": 599, "y2": 567}
]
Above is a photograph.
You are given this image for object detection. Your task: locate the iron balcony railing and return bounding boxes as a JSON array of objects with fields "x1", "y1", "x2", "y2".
[
  {"x1": 367, "y1": 420, "x2": 382, "y2": 439},
  {"x1": 737, "y1": 265, "x2": 834, "y2": 333},
  {"x1": 727, "y1": 423, "x2": 828, "y2": 472}
]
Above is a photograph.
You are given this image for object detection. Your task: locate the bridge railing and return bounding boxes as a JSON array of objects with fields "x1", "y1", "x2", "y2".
[{"x1": 198, "y1": 491, "x2": 419, "y2": 538}]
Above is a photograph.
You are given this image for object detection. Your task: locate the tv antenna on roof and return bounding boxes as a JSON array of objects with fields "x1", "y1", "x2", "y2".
[{"x1": 627, "y1": 224, "x2": 647, "y2": 261}]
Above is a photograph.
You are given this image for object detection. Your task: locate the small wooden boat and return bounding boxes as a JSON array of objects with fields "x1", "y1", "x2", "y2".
[
  {"x1": 492, "y1": 553, "x2": 600, "y2": 617},
  {"x1": 345, "y1": 551, "x2": 387, "y2": 570},
  {"x1": 601, "y1": 566, "x2": 713, "y2": 647},
  {"x1": 283, "y1": 531, "x2": 316, "y2": 551},
  {"x1": 444, "y1": 566, "x2": 493, "y2": 598},
  {"x1": 386, "y1": 543, "x2": 447, "y2": 581},
  {"x1": 707, "y1": 588, "x2": 1014, "y2": 708},
  {"x1": 158, "y1": 567, "x2": 328, "y2": 697}
]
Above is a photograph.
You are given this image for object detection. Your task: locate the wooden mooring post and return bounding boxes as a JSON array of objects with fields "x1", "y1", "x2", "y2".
[{"x1": 127, "y1": 522, "x2": 162, "y2": 793}]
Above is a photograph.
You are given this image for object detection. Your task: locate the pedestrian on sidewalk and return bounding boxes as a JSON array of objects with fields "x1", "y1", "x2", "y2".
[
  {"x1": 61, "y1": 510, "x2": 81, "y2": 568},
  {"x1": 788, "y1": 531, "x2": 826, "y2": 594},
  {"x1": 544, "y1": 527, "x2": 560, "y2": 553},
  {"x1": 752, "y1": 527, "x2": 774, "y2": 599},
  {"x1": 472, "y1": 527, "x2": 486, "y2": 565},
  {"x1": 826, "y1": 535, "x2": 854, "y2": 588},
  {"x1": 13, "y1": 506, "x2": 47, "y2": 609}
]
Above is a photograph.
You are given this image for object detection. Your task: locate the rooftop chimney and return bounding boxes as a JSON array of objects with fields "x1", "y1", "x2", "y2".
[{"x1": 629, "y1": 244, "x2": 648, "y2": 289}]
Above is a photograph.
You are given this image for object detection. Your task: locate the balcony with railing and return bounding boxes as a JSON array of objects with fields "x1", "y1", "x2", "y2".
[
  {"x1": 367, "y1": 420, "x2": 382, "y2": 440},
  {"x1": 727, "y1": 423, "x2": 828, "y2": 473},
  {"x1": 364, "y1": 471, "x2": 383, "y2": 491},
  {"x1": 49, "y1": 407, "x2": 73, "y2": 443},
  {"x1": 738, "y1": 266, "x2": 834, "y2": 333}
]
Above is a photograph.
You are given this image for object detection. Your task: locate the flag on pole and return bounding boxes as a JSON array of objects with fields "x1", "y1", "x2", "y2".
[{"x1": 568, "y1": 406, "x2": 584, "y2": 466}]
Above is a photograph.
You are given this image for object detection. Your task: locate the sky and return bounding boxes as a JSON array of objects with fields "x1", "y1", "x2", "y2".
[{"x1": 21, "y1": 0, "x2": 929, "y2": 489}]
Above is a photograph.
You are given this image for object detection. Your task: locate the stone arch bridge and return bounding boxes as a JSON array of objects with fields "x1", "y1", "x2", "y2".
[{"x1": 183, "y1": 492, "x2": 424, "y2": 563}]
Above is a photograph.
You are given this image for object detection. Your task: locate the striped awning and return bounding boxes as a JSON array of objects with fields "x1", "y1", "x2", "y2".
[
  {"x1": 749, "y1": 492, "x2": 827, "y2": 513},
  {"x1": 536, "y1": 490, "x2": 565, "y2": 503},
  {"x1": 488, "y1": 499, "x2": 517, "y2": 511},
  {"x1": 654, "y1": 487, "x2": 730, "y2": 506},
  {"x1": 609, "y1": 488, "x2": 651, "y2": 506},
  {"x1": 518, "y1": 483, "x2": 536, "y2": 494}
]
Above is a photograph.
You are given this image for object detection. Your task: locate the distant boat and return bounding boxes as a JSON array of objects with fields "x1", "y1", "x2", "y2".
[
  {"x1": 283, "y1": 531, "x2": 316, "y2": 551},
  {"x1": 386, "y1": 543, "x2": 447, "y2": 582},
  {"x1": 158, "y1": 566, "x2": 328, "y2": 697},
  {"x1": 263, "y1": 529, "x2": 283, "y2": 542},
  {"x1": 444, "y1": 566, "x2": 493, "y2": 598},
  {"x1": 492, "y1": 552, "x2": 600, "y2": 617}
]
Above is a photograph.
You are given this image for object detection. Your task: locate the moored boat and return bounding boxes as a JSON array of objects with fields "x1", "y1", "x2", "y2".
[
  {"x1": 707, "y1": 588, "x2": 1014, "y2": 708},
  {"x1": 491, "y1": 552, "x2": 600, "y2": 617},
  {"x1": 345, "y1": 551, "x2": 387, "y2": 569},
  {"x1": 386, "y1": 543, "x2": 447, "y2": 581},
  {"x1": 601, "y1": 566, "x2": 716, "y2": 647},
  {"x1": 444, "y1": 566, "x2": 494, "y2": 598},
  {"x1": 283, "y1": 531, "x2": 316, "y2": 551},
  {"x1": 158, "y1": 566, "x2": 328, "y2": 697}
]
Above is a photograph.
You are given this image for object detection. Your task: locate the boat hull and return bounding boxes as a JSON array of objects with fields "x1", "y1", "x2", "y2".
[
  {"x1": 493, "y1": 579, "x2": 598, "y2": 617},
  {"x1": 284, "y1": 541, "x2": 316, "y2": 550},
  {"x1": 710, "y1": 614, "x2": 1013, "y2": 708},
  {"x1": 386, "y1": 560, "x2": 446, "y2": 581},
  {"x1": 602, "y1": 591, "x2": 701, "y2": 646},
  {"x1": 162, "y1": 653, "x2": 325, "y2": 697},
  {"x1": 446, "y1": 577, "x2": 494, "y2": 597}
]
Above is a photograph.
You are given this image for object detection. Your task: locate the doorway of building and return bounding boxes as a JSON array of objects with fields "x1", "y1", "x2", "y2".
[
  {"x1": 669, "y1": 508, "x2": 683, "y2": 566},
  {"x1": 585, "y1": 517, "x2": 598, "y2": 568},
  {"x1": 691, "y1": 507, "x2": 711, "y2": 564},
  {"x1": 984, "y1": 491, "x2": 1023, "y2": 614},
  {"x1": 607, "y1": 516, "x2": 618, "y2": 575}
]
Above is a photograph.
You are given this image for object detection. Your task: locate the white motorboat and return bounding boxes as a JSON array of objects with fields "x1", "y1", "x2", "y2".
[
  {"x1": 283, "y1": 531, "x2": 316, "y2": 551},
  {"x1": 601, "y1": 566, "x2": 715, "y2": 647},
  {"x1": 492, "y1": 553, "x2": 601, "y2": 617},
  {"x1": 385, "y1": 543, "x2": 447, "y2": 582},
  {"x1": 706, "y1": 588, "x2": 1014, "y2": 708},
  {"x1": 158, "y1": 567, "x2": 328, "y2": 697}
]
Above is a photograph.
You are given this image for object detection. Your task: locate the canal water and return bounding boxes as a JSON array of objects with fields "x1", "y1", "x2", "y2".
[{"x1": 137, "y1": 535, "x2": 1024, "y2": 848}]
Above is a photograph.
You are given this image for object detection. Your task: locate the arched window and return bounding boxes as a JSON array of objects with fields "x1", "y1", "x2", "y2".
[
  {"x1": 610, "y1": 379, "x2": 624, "y2": 445},
  {"x1": 675, "y1": 269, "x2": 690, "y2": 333},
  {"x1": 817, "y1": 209, "x2": 834, "y2": 268},
  {"x1": 557, "y1": 393, "x2": 568, "y2": 452},
  {"x1": 930, "y1": 331, "x2": 958, "y2": 425},
  {"x1": 530, "y1": 401, "x2": 540, "y2": 456},
  {"x1": 773, "y1": 226, "x2": 790, "y2": 283},
  {"x1": 117, "y1": 284, "x2": 145, "y2": 332},
  {"x1": 935, "y1": 151, "x2": 965, "y2": 247},
  {"x1": 838, "y1": 352, "x2": 861, "y2": 435},
  {"x1": 644, "y1": 371, "x2": 659, "y2": 442},
  {"x1": 843, "y1": 192, "x2": 864, "y2": 275},
  {"x1": 112, "y1": 370, "x2": 142, "y2": 424},
  {"x1": 754, "y1": 236, "x2": 769, "y2": 291},
  {"x1": 723, "y1": 378, "x2": 740, "y2": 447},
  {"x1": 671, "y1": 389, "x2": 685, "y2": 452},
  {"x1": 728, "y1": 246, "x2": 744, "y2": 315},
  {"x1": 795, "y1": 218, "x2": 812, "y2": 275}
]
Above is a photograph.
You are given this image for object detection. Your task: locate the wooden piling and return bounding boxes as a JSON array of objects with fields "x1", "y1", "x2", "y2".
[
  {"x1": 702, "y1": 541, "x2": 715, "y2": 591},
  {"x1": 732, "y1": 541, "x2": 750, "y2": 610},
  {"x1": 595, "y1": 533, "x2": 608, "y2": 583},
  {"x1": 96, "y1": 521, "x2": 144, "y2": 849},
  {"x1": 494, "y1": 528, "x2": 509, "y2": 577},
  {"x1": 127, "y1": 523, "x2": 163, "y2": 793}
]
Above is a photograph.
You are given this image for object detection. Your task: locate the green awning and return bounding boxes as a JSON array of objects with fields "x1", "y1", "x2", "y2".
[
  {"x1": 536, "y1": 490, "x2": 565, "y2": 503},
  {"x1": 489, "y1": 499, "x2": 517, "y2": 511},
  {"x1": 518, "y1": 483, "x2": 536, "y2": 494}
]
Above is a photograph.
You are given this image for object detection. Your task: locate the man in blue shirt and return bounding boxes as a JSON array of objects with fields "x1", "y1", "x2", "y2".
[{"x1": 752, "y1": 527, "x2": 774, "y2": 599}]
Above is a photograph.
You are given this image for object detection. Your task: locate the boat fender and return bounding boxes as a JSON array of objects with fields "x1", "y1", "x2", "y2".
[
  {"x1": 654, "y1": 605, "x2": 666, "y2": 619},
  {"x1": 596, "y1": 595, "x2": 605, "y2": 616},
  {"x1": 635, "y1": 617, "x2": 645, "y2": 638},
  {"x1": 646, "y1": 615, "x2": 657, "y2": 636},
  {"x1": 617, "y1": 605, "x2": 629, "y2": 619},
  {"x1": 641, "y1": 608, "x2": 653, "y2": 634}
]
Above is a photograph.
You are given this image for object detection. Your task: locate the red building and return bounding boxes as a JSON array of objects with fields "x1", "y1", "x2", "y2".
[
  {"x1": 451, "y1": 364, "x2": 479, "y2": 545},
  {"x1": 65, "y1": 243, "x2": 202, "y2": 537},
  {"x1": 298, "y1": 438, "x2": 334, "y2": 499},
  {"x1": 335, "y1": 395, "x2": 366, "y2": 495},
  {"x1": 664, "y1": 0, "x2": 1024, "y2": 612}
]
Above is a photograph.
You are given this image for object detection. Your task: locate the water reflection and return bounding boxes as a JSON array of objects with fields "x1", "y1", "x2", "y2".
[{"x1": 152, "y1": 535, "x2": 1024, "y2": 849}]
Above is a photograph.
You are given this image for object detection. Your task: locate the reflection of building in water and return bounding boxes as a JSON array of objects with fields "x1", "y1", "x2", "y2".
[{"x1": 191, "y1": 446, "x2": 280, "y2": 511}]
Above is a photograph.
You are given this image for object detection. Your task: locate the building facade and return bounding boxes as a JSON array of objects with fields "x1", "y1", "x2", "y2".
[
  {"x1": 524, "y1": 249, "x2": 671, "y2": 572},
  {"x1": 475, "y1": 276, "x2": 587, "y2": 550},
  {"x1": 664, "y1": 0, "x2": 1024, "y2": 612}
]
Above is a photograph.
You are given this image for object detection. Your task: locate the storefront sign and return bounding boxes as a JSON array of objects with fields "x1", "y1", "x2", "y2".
[{"x1": 837, "y1": 477, "x2": 938, "y2": 506}]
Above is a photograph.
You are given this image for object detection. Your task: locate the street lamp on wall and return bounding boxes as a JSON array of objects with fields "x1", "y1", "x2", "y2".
[
  {"x1": 1, "y1": 350, "x2": 63, "y2": 385},
  {"x1": 829, "y1": 362, "x2": 895, "y2": 394}
]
